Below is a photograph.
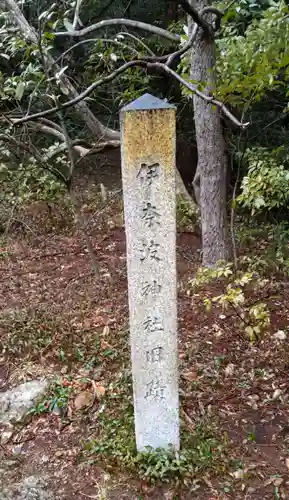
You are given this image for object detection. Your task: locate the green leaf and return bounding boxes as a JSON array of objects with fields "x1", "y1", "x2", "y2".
[
  {"x1": 63, "y1": 18, "x2": 74, "y2": 32},
  {"x1": 254, "y1": 196, "x2": 265, "y2": 208},
  {"x1": 15, "y1": 81, "x2": 25, "y2": 101}
]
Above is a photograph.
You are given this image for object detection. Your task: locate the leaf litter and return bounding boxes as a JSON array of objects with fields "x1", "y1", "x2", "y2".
[{"x1": 0, "y1": 175, "x2": 289, "y2": 499}]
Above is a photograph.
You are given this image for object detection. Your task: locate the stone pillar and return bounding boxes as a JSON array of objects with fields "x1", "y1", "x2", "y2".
[{"x1": 120, "y1": 93, "x2": 179, "y2": 451}]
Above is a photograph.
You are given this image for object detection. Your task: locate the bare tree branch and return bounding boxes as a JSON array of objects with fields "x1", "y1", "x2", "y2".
[
  {"x1": 55, "y1": 18, "x2": 180, "y2": 42},
  {"x1": 56, "y1": 37, "x2": 140, "y2": 65},
  {"x1": 116, "y1": 31, "x2": 155, "y2": 56},
  {"x1": 28, "y1": 122, "x2": 66, "y2": 141},
  {"x1": 45, "y1": 139, "x2": 120, "y2": 160},
  {"x1": 173, "y1": 0, "x2": 222, "y2": 35},
  {"x1": 1, "y1": 0, "x2": 119, "y2": 140},
  {"x1": 39, "y1": 118, "x2": 64, "y2": 133},
  {"x1": 156, "y1": 63, "x2": 249, "y2": 128},
  {"x1": 73, "y1": 0, "x2": 84, "y2": 29},
  {"x1": 149, "y1": 23, "x2": 198, "y2": 66},
  {"x1": 6, "y1": 119, "x2": 90, "y2": 157},
  {"x1": 57, "y1": 110, "x2": 100, "y2": 273},
  {"x1": 12, "y1": 59, "x2": 249, "y2": 129},
  {"x1": 0, "y1": 133, "x2": 68, "y2": 183}
]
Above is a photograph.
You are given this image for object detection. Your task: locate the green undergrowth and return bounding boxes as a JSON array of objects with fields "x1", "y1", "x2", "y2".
[
  {"x1": 236, "y1": 222, "x2": 289, "y2": 276},
  {"x1": 28, "y1": 377, "x2": 73, "y2": 416},
  {"x1": 81, "y1": 373, "x2": 227, "y2": 485},
  {"x1": 176, "y1": 194, "x2": 199, "y2": 232},
  {"x1": 0, "y1": 308, "x2": 124, "y2": 369}
]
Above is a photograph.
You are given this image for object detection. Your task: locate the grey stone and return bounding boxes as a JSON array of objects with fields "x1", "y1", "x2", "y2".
[
  {"x1": 122, "y1": 93, "x2": 175, "y2": 111},
  {"x1": 0, "y1": 380, "x2": 48, "y2": 425},
  {"x1": 0, "y1": 476, "x2": 56, "y2": 500},
  {"x1": 120, "y1": 94, "x2": 179, "y2": 451}
]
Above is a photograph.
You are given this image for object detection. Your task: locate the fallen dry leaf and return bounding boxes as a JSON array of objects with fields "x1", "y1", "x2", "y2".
[
  {"x1": 100, "y1": 339, "x2": 112, "y2": 349},
  {"x1": 92, "y1": 381, "x2": 106, "y2": 398},
  {"x1": 74, "y1": 390, "x2": 94, "y2": 410},
  {"x1": 272, "y1": 388, "x2": 282, "y2": 400},
  {"x1": 182, "y1": 370, "x2": 198, "y2": 381},
  {"x1": 102, "y1": 325, "x2": 110, "y2": 336}
]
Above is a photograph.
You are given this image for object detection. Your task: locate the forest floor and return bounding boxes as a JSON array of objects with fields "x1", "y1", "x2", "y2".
[{"x1": 1, "y1": 161, "x2": 289, "y2": 500}]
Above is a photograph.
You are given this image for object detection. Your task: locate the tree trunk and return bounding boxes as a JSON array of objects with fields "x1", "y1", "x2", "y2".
[
  {"x1": 2, "y1": 0, "x2": 119, "y2": 140},
  {"x1": 189, "y1": 0, "x2": 229, "y2": 267}
]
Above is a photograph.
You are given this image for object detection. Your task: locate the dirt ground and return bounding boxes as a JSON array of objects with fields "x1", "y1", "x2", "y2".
[{"x1": 1, "y1": 160, "x2": 289, "y2": 499}]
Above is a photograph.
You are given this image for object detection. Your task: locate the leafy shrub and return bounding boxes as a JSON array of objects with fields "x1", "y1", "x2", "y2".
[
  {"x1": 0, "y1": 157, "x2": 69, "y2": 233},
  {"x1": 0, "y1": 161, "x2": 65, "y2": 206},
  {"x1": 237, "y1": 147, "x2": 289, "y2": 214},
  {"x1": 176, "y1": 194, "x2": 199, "y2": 230},
  {"x1": 85, "y1": 412, "x2": 220, "y2": 484},
  {"x1": 188, "y1": 262, "x2": 270, "y2": 341},
  {"x1": 217, "y1": 1, "x2": 289, "y2": 105},
  {"x1": 82, "y1": 370, "x2": 223, "y2": 484}
]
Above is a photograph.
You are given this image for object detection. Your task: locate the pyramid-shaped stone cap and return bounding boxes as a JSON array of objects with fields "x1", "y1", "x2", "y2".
[{"x1": 121, "y1": 93, "x2": 176, "y2": 112}]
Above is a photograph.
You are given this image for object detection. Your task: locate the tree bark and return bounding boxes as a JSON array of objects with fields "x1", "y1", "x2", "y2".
[
  {"x1": 2, "y1": 0, "x2": 119, "y2": 140},
  {"x1": 189, "y1": 0, "x2": 229, "y2": 267}
]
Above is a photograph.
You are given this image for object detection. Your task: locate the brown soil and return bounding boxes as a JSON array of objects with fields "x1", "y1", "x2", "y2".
[{"x1": 0, "y1": 165, "x2": 289, "y2": 500}]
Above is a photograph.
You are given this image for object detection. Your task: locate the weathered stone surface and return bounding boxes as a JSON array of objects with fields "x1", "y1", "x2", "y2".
[
  {"x1": 120, "y1": 93, "x2": 179, "y2": 451},
  {"x1": 0, "y1": 476, "x2": 56, "y2": 500},
  {"x1": 0, "y1": 379, "x2": 48, "y2": 425}
]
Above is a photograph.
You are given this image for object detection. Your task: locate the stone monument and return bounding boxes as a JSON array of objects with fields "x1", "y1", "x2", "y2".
[{"x1": 120, "y1": 93, "x2": 179, "y2": 451}]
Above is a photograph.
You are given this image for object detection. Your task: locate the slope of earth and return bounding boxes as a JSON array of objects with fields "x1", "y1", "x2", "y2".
[{"x1": 0, "y1": 164, "x2": 289, "y2": 500}]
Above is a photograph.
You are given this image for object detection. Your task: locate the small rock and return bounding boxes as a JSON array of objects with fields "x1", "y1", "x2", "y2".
[
  {"x1": 181, "y1": 371, "x2": 198, "y2": 381},
  {"x1": 274, "y1": 330, "x2": 287, "y2": 341},
  {"x1": 17, "y1": 475, "x2": 56, "y2": 499},
  {"x1": 0, "y1": 380, "x2": 48, "y2": 426}
]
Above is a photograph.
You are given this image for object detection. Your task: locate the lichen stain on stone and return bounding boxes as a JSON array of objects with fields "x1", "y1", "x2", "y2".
[{"x1": 122, "y1": 109, "x2": 175, "y2": 177}]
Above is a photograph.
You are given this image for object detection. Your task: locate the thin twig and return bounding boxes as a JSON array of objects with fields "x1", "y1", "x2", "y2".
[
  {"x1": 39, "y1": 118, "x2": 63, "y2": 133},
  {"x1": 12, "y1": 60, "x2": 249, "y2": 129},
  {"x1": 55, "y1": 18, "x2": 180, "y2": 42},
  {"x1": 0, "y1": 133, "x2": 68, "y2": 183},
  {"x1": 72, "y1": 0, "x2": 83, "y2": 30},
  {"x1": 173, "y1": 0, "x2": 222, "y2": 36},
  {"x1": 55, "y1": 37, "x2": 140, "y2": 65},
  {"x1": 117, "y1": 31, "x2": 155, "y2": 56},
  {"x1": 57, "y1": 109, "x2": 100, "y2": 274}
]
